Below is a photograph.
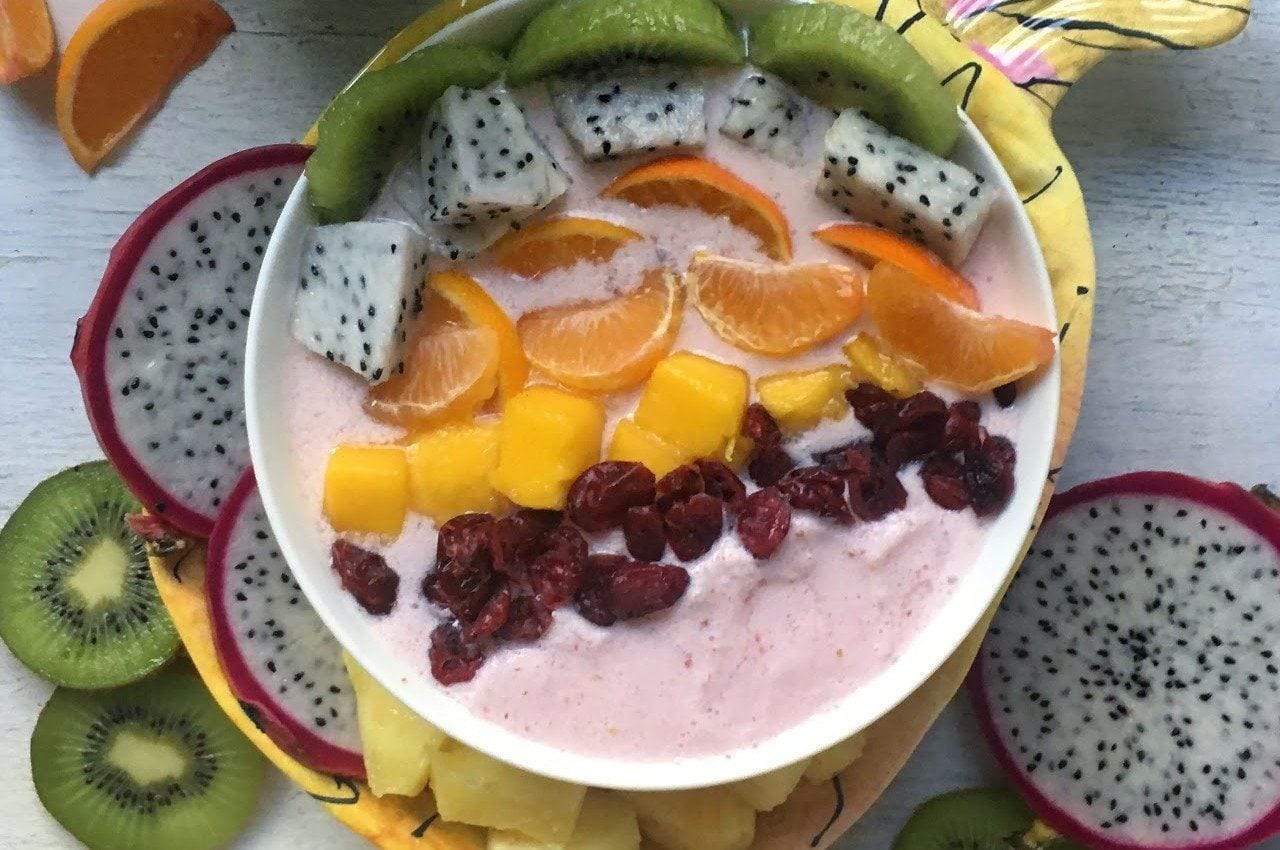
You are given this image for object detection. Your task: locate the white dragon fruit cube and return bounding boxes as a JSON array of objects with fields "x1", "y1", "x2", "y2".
[
  {"x1": 720, "y1": 68, "x2": 824, "y2": 165},
  {"x1": 818, "y1": 109, "x2": 994, "y2": 265},
  {"x1": 550, "y1": 64, "x2": 706, "y2": 161},
  {"x1": 422, "y1": 84, "x2": 568, "y2": 227},
  {"x1": 292, "y1": 221, "x2": 427, "y2": 385}
]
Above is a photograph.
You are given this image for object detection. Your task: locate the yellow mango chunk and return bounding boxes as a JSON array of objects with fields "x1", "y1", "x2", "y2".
[
  {"x1": 323, "y1": 444, "x2": 408, "y2": 536},
  {"x1": 842, "y1": 333, "x2": 923, "y2": 398},
  {"x1": 342, "y1": 653, "x2": 444, "y2": 798},
  {"x1": 626, "y1": 789, "x2": 755, "y2": 850},
  {"x1": 755, "y1": 366, "x2": 848, "y2": 433},
  {"x1": 432, "y1": 740, "x2": 587, "y2": 844},
  {"x1": 607, "y1": 419, "x2": 692, "y2": 479},
  {"x1": 803, "y1": 732, "x2": 867, "y2": 783},
  {"x1": 489, "y1": 385, "x2": 605, "y2": 509},
  {"x1": 634, "y1": 352, "x2": 749, "y2": 458},
  {"x1": 727, "y1": 759, "x2": 810, "y2": 812},
  {"x1": 406, "y1": 421, "x2": 503, "y2": 522},
  {"x1": 723, "y1": 434, "x2": 753, "y2": 469}
]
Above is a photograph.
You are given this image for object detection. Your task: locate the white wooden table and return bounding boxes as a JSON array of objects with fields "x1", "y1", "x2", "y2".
[{"x1": 1, "y1": 0, "x2": 1276, "y2": 846}]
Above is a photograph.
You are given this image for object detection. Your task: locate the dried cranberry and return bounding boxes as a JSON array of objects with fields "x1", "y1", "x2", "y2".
[
  {"x1": 623, "y1": 505, "x2": 666, "y2": 561},
  {"x1": 815, "y1": 440, "x2": 878, "y2": 478},
  {"x1": 437, "y1": 513, "x2": 496, "y2": 570},
  {"x1": 430, "y1": 556, "x2": 496, "y2": 622},
  {"x1": 742, "y1": 403, "x2": 783, "y2": 449},
  {"x1": 942, "y1": 404, "x2": 986, "y2": 454},
  {"x1": 920, "y1": 457, "x2": 970, "y2": 511},
  {"x1": 747, "y1": 445, "x2": 796, "y2": 486},
  {"x1": 965, "y1": 435, "x2": 1016, "y2": 516},
  {"x1": 736, "y1": 488, "x2": 792, "y2": 559},
  {"x1": 695, "y1": 459, "x2": 747, "y2": 511},
  {"x1": 566, "y1": 461, "x2": 656, "y2": 532},
  {"x1": 492, "y1": 509, "x2": 560, "y2": 575},
  {"x1": 847, "y1": 461, "x2": 908, "y2": 521},
  {"x1": 664, "y1": 493, "x2": 724, "y2": 560},
  {"x1": 497, "y1": 593, "x2": 554, "y2": 641},
  {"x1": 429, "y1": 622, "x2": 486, "y2": 685},
  {"x1": 777, "y1": 467, "x2": 854, "y2": 524},
  {"x1": 884, "y1": 426, "x2": 943, "y2": 469},
  {"x1": 463, "y1": 584, "x2": 511, "y2": 640},
  {"x1": 993, "y1": 382, "x2": 1018, "y2": 408},
  {"x1": 331, "y1": 540, "x2": 399, "y2": 615},
  {"x1": 575, "y1": 554, "x2": 629, "y2": 626},
  {"x1": 896, "y1": 391, "x2": 947, "y2": 430},
  {"x1": 950, "y1": 400, "x2": 981, "y2": 421},
  {"x1": 606, "y1": 561, "x2": 690, "y2": 620},
  {"x1": 528, "y1": 523, "x2": 587, "y2": 609},
  {"x1": 655, "y1": 464, "x2": 705, "y2": 511},
  {"x1": 846, "y1": 383, "x2": 901, "y2": 436}
]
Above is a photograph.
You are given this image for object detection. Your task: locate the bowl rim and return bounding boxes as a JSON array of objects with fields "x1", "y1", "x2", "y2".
[{"x1": 247, "y1": 0, "x2": 1061, "y2": 791}]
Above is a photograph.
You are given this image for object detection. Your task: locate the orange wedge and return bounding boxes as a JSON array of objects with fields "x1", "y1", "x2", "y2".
[
  {"x1": 867, "y1": 262, "x2": 1056, "y2": 392},
  {"x1": 364, "y1": 322, "x2": 500, "y2": 429},
  {"x1": 517, "y1": 269, "x2": 684, "y2": 392},
  {"x1": 815, "y1": 223, "x2": 980, "y2": 309},
  {"x1": 601, "y1": 156, "x2": 793, "y2": 261},
  {"x1": 687, "y1": 253, "x2": 864, "y2": 356},
  {"x1": 1, "y1": 0, "x2": 54, "y2": 83},
  {"x1": 429, "y1": 269, "x2": 528, "y2": 403},
  {"x1": 55, "y1": 0, "x2": 233, "y2": 172},
  {"x1": 492, "y1": 216, "x2": 642, "y2": 278}
]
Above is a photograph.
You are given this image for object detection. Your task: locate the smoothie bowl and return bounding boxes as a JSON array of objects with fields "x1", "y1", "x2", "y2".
[{"x1": 245, "y1": 0, "x2": 1060, "y2": 791}]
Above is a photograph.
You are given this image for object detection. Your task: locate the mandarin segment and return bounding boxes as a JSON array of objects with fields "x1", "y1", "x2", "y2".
[
  {"x1": 600, "y1": 156, "x2": 793, "y2": 260},
  {"x1": 867, "y1": 262, "x2": 1056, "y2": 392},
  {"x1": 0, "y1": 0, "x2": 53, "y2": 83},
  {"x1": 815, "y1": 222, "x2": 980, "y2": 309},
  {"x1": 430, "y1": 270, "x2": 528, "y2": 403},
  {"x1": 364, "y1": 324, "x2": 500, "y2": 427},
  {"x1": 493, "y1": 216, "x2": 643, "y2": 278}
]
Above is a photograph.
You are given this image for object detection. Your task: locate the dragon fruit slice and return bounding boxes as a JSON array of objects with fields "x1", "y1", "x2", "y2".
[
  {"x1": 972, "y1": 472, "x2": 1280, "y2": 850},
  {"x1": 423, "y1": 83, "x2": 568, "y2": 227},
  {"x1": 818, "y1": 109, "x2": 993, "y2": 265},
  {"x1": 291, "y1": 220, "x2": 427, "y2": 384},
  {"x1": 549, "y1": 63, "x2": 706, "y2": 161},
  {"x1": 71, "y1": 145, "x2": 311, "y2": 538},
  {"x1": 207, "y1": 468, "x2": 364, "y2": 779},
  {"x1": 719, "y1": 68, "x2": 823, "y2": 164}
]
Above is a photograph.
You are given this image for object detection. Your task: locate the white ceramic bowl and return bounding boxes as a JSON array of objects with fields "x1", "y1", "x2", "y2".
[{"x1": 247, "y1": 0, "x2": 1060, "y2": 791}]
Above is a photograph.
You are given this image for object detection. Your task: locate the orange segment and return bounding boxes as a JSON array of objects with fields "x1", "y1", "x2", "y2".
[
  {"x1": 0, "y1": 0, "x2": 54, "y2": 83},
  {"x1": 55, "y1": 0, "x2": 233, "y2": 172},
  {"x1": 517, "y1": 269, "x2": 684, "y2": 393},
  {"x1": 867, "y1": 262, "x2": 1056, "y2": 392},
  {"x1": 429, "y1": 269, "x2": 527, "y2": 403},
  {"x1": 364, "y1": 323, "x2": 500, "y2": 428},
  {"x1": 687, "y1": 253, "x2": 864, "y2": 356},
  {"x1": 492, "y1": 216, "x2": 642, "y2": 278},
  {"x1": 815, "y1": 223, "x2": 980, "y2": 309},
  {"x1": 600, "y1": 156, "x2": 793, "y2": 261}
]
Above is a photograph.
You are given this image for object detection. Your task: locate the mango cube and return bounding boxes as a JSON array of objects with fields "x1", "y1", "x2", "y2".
[
  {"x1": 489, "y1": 386, "x2": 605, "y2": 509},
  {"x1": 727, "y1": 759, "x2": 810, "y2": 811},
  {"x1": 406, "y1": 422, "x2": 503, "y2": 522},
  {"x1": 803, "y1": 732, "x2": 867, "y2": 783},
  {"x1": 342, "y1": 653, "x2": 445, "y2": 798},
  {"x1": 842, "y1": 333, "x2": 923, "y2": 398},
  {"x1": 432, "y1": 740, "x2": 587, "y2": 843},
  {"x1": 323, "y1": 444, "x2": 409, "y2": 535},
  {"x1": 755, "y1": 366, "x2": 848, "y2": 433},
  {"x1": 488, "y1": 793, "x2": 638, "y2": 850},
  {"x1": 626, "y1": 789, "x2": 755, "y2": 850},
  {"x1": 634, "y1": 352, "x2": 749, "y2": 458},
  {"x1": 607, "y1": 419, "x2": 691, "y2": 479}
]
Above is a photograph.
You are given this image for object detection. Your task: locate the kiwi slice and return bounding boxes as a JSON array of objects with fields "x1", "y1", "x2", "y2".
[
  {"x1": 894, "y1": 788, "x2": 1085, "y2": 849},
  {"x1": 306, "y1": 45, "x2": 507, "y2": 223},
  {"x1": 749, "y1": 2, "x2": 960, "y2": 155},
  {"x1": 506, "y1": 0, "x2": 745, "y2": 85},
  {"x1": 0, "y1": 461, "x2": 178, "y2": 688},
  {"x1": 31, "y1": 669, "x2": 266, "y2": 850}
]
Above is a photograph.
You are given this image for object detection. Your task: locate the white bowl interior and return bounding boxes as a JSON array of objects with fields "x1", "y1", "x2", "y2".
[{"x1": 247, "y1": 0, "x2": 1061, "y2": 791}]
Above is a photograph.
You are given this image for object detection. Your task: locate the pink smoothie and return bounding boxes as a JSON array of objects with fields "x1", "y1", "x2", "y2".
[{"x1": 281, "y1": 70, "x2": 1036, "y2": 761}]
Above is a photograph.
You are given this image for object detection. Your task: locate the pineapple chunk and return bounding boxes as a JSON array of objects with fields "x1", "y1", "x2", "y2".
[
  {"x1": 607, "y1": 419, "x2": 691, "y2": 479},
  {"x1": 755, "y1": 366, "x2": 848, "y2": 433},
  {"x1": 626, "y1": 789, "x2": 755, "y2": 850},
  {"x1": 803, "y1": 732, "x2": 868, "y2": 783},
  {"x1": 341, "y1": 653, "x2": 444, "y2": 798},
  {"x1": 728, "y1": 759, "x2": 810, "y2": 811},
  {"x1": 634, "y1": 352, "x2": 749, "y2": 458},
  {"x1": 489, "y1": 385, "x2": 605, "y2": 509},
  {"x1": 432, "y1": 740, "x2": 587, "y2": 843},
  {"x1": 842, "y1": 333, "x2": 923, "y2": 398},
  {"x1": 488, "y1": 792, "x2": 638, "y2": 850},
  {"x1": 407, "y1": 421, "x2": 503, "y2": 522},
  {"x1": 323, "y1": 444, "x2": 409, "y2": 535},
  {"x1": 489, "y1": 832, "x2": 557, "y2": 850}
]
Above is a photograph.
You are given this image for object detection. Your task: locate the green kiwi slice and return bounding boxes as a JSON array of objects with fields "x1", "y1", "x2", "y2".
[
  {"x1": 0, "y1": 461, "x2": 178, "y2": 688},
  {"x1": 306, "y1": 45, "x2": 507, "y2": 223},
  {"x1": 31, "y1": 669, "x2": 266, "y2": 850},
  {"x1": 748, "y1": 2, "x2": 960, "y2": 155},
  {"x1": 506, "y1": 0, "x2": 745, "y2": 85},
  {"x1": 894, "y1": 788, "x2": 1085, "y2": 849}
]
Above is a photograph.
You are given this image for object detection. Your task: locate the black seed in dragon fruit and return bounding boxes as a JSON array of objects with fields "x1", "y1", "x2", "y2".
[
  {"x1": 292, "y1": 220, "x2": 427, "y2": 385},
  {"x1": 207, "y1": 469, "x2": 364, "y2": 779},
  {"x1": 818, "y1": 109, "x2": 993, "y2": 265},
  {"x1": 422, "y1": 84, "x2": 568, "y2": 228},
  {"x1": 549, "y1": 63, "x2": 706, "y2": 161},
  {"x1": 719, "y1": 68, "x2": 825, "y2": 165},
  {"x1": 972, "y1": 472, "x2": 1280, "y2": 850}
]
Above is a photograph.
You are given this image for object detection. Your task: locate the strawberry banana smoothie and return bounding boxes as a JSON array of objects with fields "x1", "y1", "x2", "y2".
[{"x1": 282, "y1": 3, "x2": 1055, "y2": 763}]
